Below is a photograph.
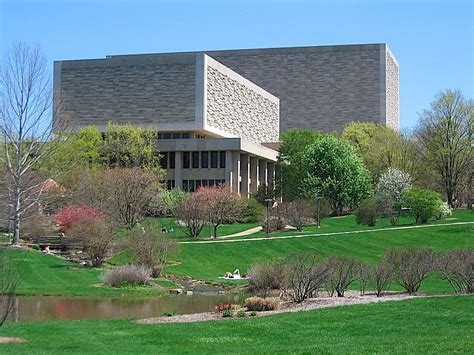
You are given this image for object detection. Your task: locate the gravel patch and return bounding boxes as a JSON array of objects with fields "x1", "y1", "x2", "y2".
[{"x1": 136, "y1": 291, "x2": 421, "y2": 325}]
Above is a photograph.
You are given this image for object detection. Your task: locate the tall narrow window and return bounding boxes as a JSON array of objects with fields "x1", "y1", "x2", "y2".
[
  {"x1": 172, "y1": 133, "x2": 181, "y2": 139},
  {"x1": 169, "y1": 152, "x2": 175, "y2": 169},
  {"x1": 211, "y1": 151, "x2": 218, "y2": 168},
  {"x1": 183, "y1": 152, "x2": 190, "y2": 169},
  {"x1": 201, "y1": 152, "x2": 209, "y2": 168},
  {"x1": 219, "y1": 151, "x2": 226, "y2": 169},
  {"x1": 159, "y1": 152, "x2": 168, "y2": 169},
  {"x1": 182, "y1": 180, "x2": 189, "y2": 192},
  {"x1": 192, "y1": 152, "x2": 199, "y2": 169}
]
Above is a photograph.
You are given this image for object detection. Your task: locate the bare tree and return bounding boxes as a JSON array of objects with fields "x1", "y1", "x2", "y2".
[
  {"x1": 0, "y1": 247, "x2": 20, "y2": 326},
  {"x1": 0, "y1": 43, "x2": 64, "y2": 245},
  {"x1": 285, "y1": 200, "x2": 314, "y2": 232},
  {"x1": 176, "y1": 193, "x2": 208, "y2": 238},
  {"x1": 415, "y1": 90, "x2": 473, "y2": 207}
]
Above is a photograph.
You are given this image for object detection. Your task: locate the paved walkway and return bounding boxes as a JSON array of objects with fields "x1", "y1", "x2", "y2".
[
  {"x1": 219, "y1": 226, "x2": 263, "y2": 239},
  {"x1": 178, "y1": 221, "x2": 474, "y2": 244}
]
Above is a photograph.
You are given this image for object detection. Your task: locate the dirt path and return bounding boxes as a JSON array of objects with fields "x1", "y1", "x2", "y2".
[
  {"x1": 136, "y1": 291, "x2": 438, "y2": 325},
  {"x1": 178, "y1": 221, "x2": 474, "y2": 244}
]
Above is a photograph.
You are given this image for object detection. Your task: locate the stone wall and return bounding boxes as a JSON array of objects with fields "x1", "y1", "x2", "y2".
[
  {"x1": 205, "y1": 58, "x2": 279, "y2": 144},
  {"x1": 385, "y1": 49, "x2": 400, "y2": 130},
  {"x1": 56, "y1": 57, "x2": 196, "y2": 129}
]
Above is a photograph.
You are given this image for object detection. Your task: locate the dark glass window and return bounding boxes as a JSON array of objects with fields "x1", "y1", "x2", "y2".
[
  {"x1": 182, "y1": 180, "x2": 188, "y2": 192},
  {"x1": 158, "y1": 133, "x2": 163, "y2": 139},
  {"x1": 202, "y1": 179, "x2": 208, "y2": 187},
  {"x1": 195, "y1": 180, "x2": 202, "y2": 189},
  {"x1": 201, "y1": 152, "x2": 209, "y2": 168},
  {"x1": 169, "y1": 152, "x2": 175, "y2": 169},
  {"x1": 189, "y1": 180, "x2": 195, "y2": 192},
  {"x1": 219, "y1": 151, "x2": 226, "y2": 169},
  {"x1": 166, "y1": 180, "x2": 175, "y2": 189},
  {"x1": 163, "y1": 133, "x2": 172, "y2": 139},
  {"x1": 182, "y1": 133, "x2": 190, "y2": 139},
  {"x1": 183, "y1": 152, "x2": 190, "y2": 169},
  {"x1": 172, "y1": 133, "x2": 181, "y2": 139},
  {"x1": 209, "y1": 179, "x2": 215, "y2": 187},
  {"x1": 159, "y1": 152, "x2": 168, "y2": 169},
  {"x1": 192, "y1": 152, "x2": 199, "y2": 169},
  {"x1": 211, "y1": 151, "x2": 218, "y2": 168}
]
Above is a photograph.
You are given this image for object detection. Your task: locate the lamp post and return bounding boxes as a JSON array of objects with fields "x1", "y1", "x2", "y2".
[
  {"x1": 315, "y1": 196, "x2": 322, "y2": 228},
  {"x1": 265, "y1": 198, "x2": 274, "y2": 237}
]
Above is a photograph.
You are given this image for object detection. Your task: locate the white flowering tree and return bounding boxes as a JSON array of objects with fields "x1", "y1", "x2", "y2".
[{"x1": 375, "y1": 168, "x2": 412, "y2": 223}]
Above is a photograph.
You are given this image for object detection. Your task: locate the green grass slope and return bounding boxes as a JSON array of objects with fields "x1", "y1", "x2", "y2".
[{"x1": 1, "y1": 296, "x2": 472, "y2": 353}]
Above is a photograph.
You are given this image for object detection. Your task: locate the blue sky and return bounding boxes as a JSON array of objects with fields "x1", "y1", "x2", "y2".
[{"x1": 1, "y1": 0, "x2": 472, "y2": 130}]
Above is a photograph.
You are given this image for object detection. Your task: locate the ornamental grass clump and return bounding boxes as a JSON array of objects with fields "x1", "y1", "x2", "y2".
[
  {"x1": 102, "y1": 265, "x2": 151, "y2": 288},
  {"x1": 244, "y1": 297, "x2": 279, "y2": 311}
]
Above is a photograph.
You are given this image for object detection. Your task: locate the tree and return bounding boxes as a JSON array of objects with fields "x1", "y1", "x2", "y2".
[
  {"x1": 176, "y1": 193, "x2": 208, "y2": 238},
  {"x1": 284, "y1": 200, "x2": 314, "y2": 231},
  {"x1": 375, "y1": 167, "x2": 412, "y2": 223},
  {"x1": 197, "y1": 186, "x2": 245, "y2": 238},
  {"x1": 54, "y1": 205, "x2": 103, "y2": 232},
  {"x1": 437, "y1": 249, "x2": 473, "y2": 294},
  {"x1": 415, "y1": 90, "x2": 473, "y2": 207},
  {"x1": 302, "y1": 135, "x2": 373, "y2": 215},
  {"x1": 355, "y1": 197, "x2": 377, "y2": 226},
  {"x1": 102, "y1": 123, "x2": 161, "y2": 173},
  {"x1": 122, "y1": 226, "x2": 179, "y2": 277},
  {"x1": 0, "y1": 247, "x2": 20, "y2": 326},
  {"x1": 276, "y1": 129, "x2": 321, "y2": 201},
  {"x1": 101, "y1": 168, "x2": 161, "y2": 229},
  {"x1": 0, "y1": 43, "x2": 65, "y2": 245},
  {"x1": 325, "y1": 255, "x2": 362, "y2": 297},
  {"x1": 148, "y1": 189, "x2": 187, "y2": 217},
  {"x1": 402, "y1": 188, "x2": 441, "y2": 224},
  {"x1": 67, "y1": 216, "x2": 114, "y2": 267},
  {"x1": 342, "y1": 122, "x2": 420, "y2": 182}
]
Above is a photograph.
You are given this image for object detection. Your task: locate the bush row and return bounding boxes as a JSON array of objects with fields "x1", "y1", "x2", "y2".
[{"x1": 248, "y1": 248, "x2": 473, "y2": 303}]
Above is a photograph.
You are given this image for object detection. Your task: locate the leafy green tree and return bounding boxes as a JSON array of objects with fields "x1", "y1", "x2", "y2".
[
  {"x1": 276, "y1": 129, "x2": 321, "y2": 201},
  {"x1": 402, "y1": 188, "x2": 441, "y2": 224},
  {"x1": 302, "y1": 135, "x2": 372, "y2": 214},
  {"x1": 415, "y1": 90, "x2": 473, "y2": 207},
  {"x1": 342, "y1": 122, "x2": 419, "y2": 182},
  {"x1": 102, "y1": 123, "x2": 161, "y2": 173}
]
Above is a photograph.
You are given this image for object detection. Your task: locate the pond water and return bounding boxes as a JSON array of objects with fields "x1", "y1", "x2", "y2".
[{"x1": 7, "y1": 293, "x2": 244, "y2": 322}]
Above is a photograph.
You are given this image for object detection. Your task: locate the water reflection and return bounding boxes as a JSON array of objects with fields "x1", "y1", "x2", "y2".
[{"x1": 8, "y1": 293, "x2": 243, "y2": 322}]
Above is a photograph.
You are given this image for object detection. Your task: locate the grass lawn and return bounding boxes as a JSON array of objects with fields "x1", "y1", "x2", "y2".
[
  {"x1": 7, "y1": 249, "x2": 171, "y2": 296},
  {"x1": 166, "y1": 222, "x2": 474, "y2": 292},
  {"x1": 117, "y1": 217, "x2": 259, "y2": 240},
  {"x1": 1, "y1": 296, "x2": 472, "y2": 353}
]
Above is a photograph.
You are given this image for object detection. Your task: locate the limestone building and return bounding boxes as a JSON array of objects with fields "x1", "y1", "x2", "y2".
[{"x1": 54, "y1": 43, "x2": 399, "y2": 195}]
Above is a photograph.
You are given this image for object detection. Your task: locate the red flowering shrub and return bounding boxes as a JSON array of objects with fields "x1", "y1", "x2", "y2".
[{"x1": 54, "y1": 205, "x2": 103, "y2": 232}]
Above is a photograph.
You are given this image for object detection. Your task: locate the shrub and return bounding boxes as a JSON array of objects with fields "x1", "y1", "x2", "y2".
[
  {"x1": 222, "y1": 310, "x2": 233, "y2": 318},
  {"x1": 437, "y1": 201, "x2": 453, "y2": 220},
  {"x1": 148, "y1": 189, "x2": 187, "y2": 217},
  {"x1": 358, "y1": 263, "x2": 371, "y2": 295},
  {"x1": 67, "y1": 216, "x2": 114, "y2": 267},
  {"x1": 384, "y1": 248, "x2": 435, "y2": 295},
  {"x1": 102, "y1": 265, "x2": 151, "y2": 287},
  {"x1": 247, "y1": 260, "x2": 285, "y2": 296},
  {"x1": 325, "y1": 255, "x2": 363, "y2": 297},
  {"x1": 213, "y1": 302, "x2": 235, "y2": 313},
  {"x1": 437, "y1": 249, "x2": 473, "y2": 294},
  {"x1": 401, "y1": 188, "x2": 441, "y2": 224},
  {"x1": 244, "y1": 297, "x2": 279, "y2": 311},
  {"x1": 372, "y1": 262, "x2": 393, "y2": 297},
  {"x1": 237, "y1": 310, "x2": 247, "y2": 318},
  {"x1": 262, "y1": 216, "x2": 286, "y2": 233},
  {"x1": 242, "y1": 198, "x2": 265, "y2": 223},
  {"x1": 355, "y1": 197, "x2": 377, "y2": 226},
  {"x1": 21, "y1": 214, "x2": 56, "y2": 240},
  {"x1": 282, "y1": 253, "x2": 328, "y2": 303},
  {"x1": 253, "y1": 182, "x2": 275, "y2": 205},
  {"x1": 121, "y1": 226, "x2": 179, "y2": 277},
  {"x1": 54, "y1": 205, "x2": 102, "y2": 232}
]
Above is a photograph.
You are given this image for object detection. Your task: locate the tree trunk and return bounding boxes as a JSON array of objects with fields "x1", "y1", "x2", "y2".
[{"x1": 12, "y1": 185, "x2": 21, "y2": 246}]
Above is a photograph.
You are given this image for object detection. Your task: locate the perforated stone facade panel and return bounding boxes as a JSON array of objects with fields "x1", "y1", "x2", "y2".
[
  {"x1": 206, "y1": 63, "x2": 279, "y2": 144},
  {"x1": 385, "y1": 50, "x2": 400, "y2": 130}
]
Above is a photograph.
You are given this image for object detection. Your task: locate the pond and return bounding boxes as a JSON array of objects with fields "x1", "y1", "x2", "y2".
[{"x1": 7, "y1": 293, "x2": 245, "y2": 322}]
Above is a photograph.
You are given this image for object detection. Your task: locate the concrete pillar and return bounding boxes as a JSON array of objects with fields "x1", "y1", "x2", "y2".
[
  {"x1": 230, "y1": 151, "x2": 240, "y2": 194},
  {"x1": 240, "y1": 154, "x2": 250, "y2": 198},
  {"x1": 250, "y1": 156, "x2": 258, "y2": 194},
  {"x1": 267, "y1": 161, "x2": 275, "y2": 188},
  {"x1": 225, "y1": 151, "x2": 233, "y2": 191},
  {"x1": 258, "y1": 159, "x2": 267, "y2": 186},
  {"x1": 175, "y1": 151, "x2": 183, "y2": 190}
]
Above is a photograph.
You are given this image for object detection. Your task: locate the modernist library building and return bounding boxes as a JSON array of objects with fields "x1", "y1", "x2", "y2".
[{"x1": 54, "y1": 44, "x2": 399, "y2": 197}]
